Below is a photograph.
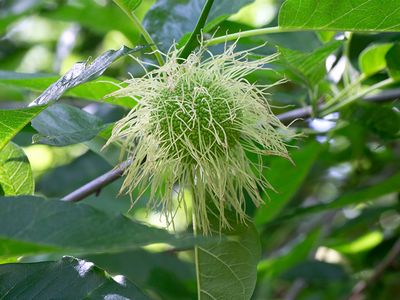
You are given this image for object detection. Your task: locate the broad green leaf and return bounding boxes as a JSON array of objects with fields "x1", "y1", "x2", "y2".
[
  {"x1": 359, "y1": 43, "x2": 393, "y2": 76},
  {"x1": 258, "y1": 229, "x2": 320, "y2": 278},
  {"x1": 0, "y1": 196, "x2": 198, "y2": 257},
  {"x1": 0, "y1": 71, "x2": 133, "y2": 108},
  {"x1": 87, "y1": 249, "x2": 196, "y2": 300},
  {"x1": 31, "y1": 104, "x2": 107, "y2": 146},
  {"x1": 279, "y1": 0, "x2": 400, "y2": 32},
  {"x1": 386, "y1": 43, "x2": 400, "y2": 80},
  {"x1": 0, "y1": 105, "x2": 46, "y2": 152},
  {"x1": 255, "y1": 141, "x2": 322, "y2": 225},
  {"x1": 197, "y1": 215, "x2": 260, "y2": 300},
  {"x1": 277, "y1": 41, "x2": 340, "y2": 86},
  {"x1": 269, "y1": 171, "x2": 400, "y2": 225},
  {"x1": 0, "y1": 142, "x2": 34, "y2": 196},
  {"x1": 143, "y1": 0, "x2": 253, "y2": 52},
  {"x1": 0, "y1": 256, "x2": 150, "y2": 299}
]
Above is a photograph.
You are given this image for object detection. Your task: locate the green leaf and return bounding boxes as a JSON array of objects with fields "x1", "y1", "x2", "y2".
[
  {"x1": 197, "y1": 215, "x2": 260, "y2": 300},
  {"x1": 31, "y1": 104, "x2": 107, "y2": 146},
  {"x1": 269, "y1": 171, "x2": 400, "y2": 225},
  {"x1": 279, "y1": 0, "x2": 400, "y2": 32},
  {"x1": 277, "y1": 41, "x2": 341, "y2": 86},
  {"x1": 255, "y1": 141, "x2": 322, "y2": 225},
  {"x1": 120, "y1": 0, "x2": 142, "y2": 11},
  {"x1": 143, "y1": 0, "x2": 253, "y2": 52},
  {"x1": 0, "y1": 105, "x2": 46, "y2": 152},
  {"x1": 0, "y1": 196, "x2": 198, "y2": 258},
  {"x1": 386, "y1": 43, "x2": 400, "y2": 80},
  {"x1": 0, "y1": 142, "x2": 34, "y2": 196},
  {"x1": 86, "y1": 249, "x2": 196, "y2": 299},
  {"x1": 258, "y1": 229, "x2": 320, "y2": 278},
  {"x1": 0, "y1": 71, "x2": 133, "y2": 108},
  {"x1": 359, "y1": 43, "x2": 393, "y2": 76},
  {"x1": 0, "y1": 256, "x2": 150, "y2": 299}
]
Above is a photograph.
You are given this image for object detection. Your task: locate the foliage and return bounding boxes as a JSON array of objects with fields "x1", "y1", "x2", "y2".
[{"x1": 0, "y1": 0, "x2": 399, "y2": 299}]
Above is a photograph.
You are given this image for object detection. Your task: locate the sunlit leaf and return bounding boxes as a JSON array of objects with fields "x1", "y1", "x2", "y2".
[
  {"x1": 0, "y1": 142, "x2": 34, "y2": 196},
  {"x1": 359, "y1": 43, "x2": 393, "y2": 76},
  {"x1": 0, "y1": 105, "x2": 46, "y2": 152},
  {"x1": 279, "y1": 0, "x2": 400, "y2": 32}
]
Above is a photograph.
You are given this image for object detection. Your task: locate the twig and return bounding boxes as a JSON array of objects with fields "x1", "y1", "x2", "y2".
[
  {"x1": 61, "y1": 89, "x2": 400, "y2": 202},
  {"x1": 61, "y1": 160, "x2": 130, "y2": 202},
  {"x1": 348, "y1": 238, "x2": 400, "y2": 300}
]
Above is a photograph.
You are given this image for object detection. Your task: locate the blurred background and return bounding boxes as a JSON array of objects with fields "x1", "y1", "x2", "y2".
[{"x1": 1, "y1": 0, "x2": 400, "y2": 299}]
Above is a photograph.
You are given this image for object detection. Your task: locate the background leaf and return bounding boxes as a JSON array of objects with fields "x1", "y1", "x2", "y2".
[
  {"x1": 255, "y1": 141, "x2": 322, "y2": 224},
  {"x1": 0, "y1": 256, "x2": 150, "y2": 299},
  {"x1": 279, "y1": 0, "x2": 400, "y2": 32},
  {"x1": 143, "y1": 0, "x2": 253, "y2": 51},
  {"x1": 0, "y1": 142, "x2": 34, "y2": 196},
  {"x1": 31, "y1": 104, "x2": 107, "y2": 146}
]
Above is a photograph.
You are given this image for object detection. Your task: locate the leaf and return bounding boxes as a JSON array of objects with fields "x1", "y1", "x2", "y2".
[
  {"x1": 143, "y1": 0, "x2": 253, "y2": 52},
  {"x1": 86, "y1": 249, "x2": 196, "y2": 300},
  {"x1": 255, "y1": 141, "x2": 322, "y2": 225},
  {"x1": 120, "y1": 0, "x2": 142, "y2": 11},
  {"x1": 279, "y1": 0, "x2": 400, "y2": 32},
  {"x1": 386, "y1": 43, "x2": 400, "y2": 80},
  {"x1": 258, "y1": 229, "x2": 320, "y2": 278},
  {"x1": 277, "y1": 41, "x2": 341, "y2": 86},
  {"x1": 31, "y1": 104, "x2": 107, "y2": 146},
  {"x1": 197, "y1": 215, "x2": 260, "y2": 300},
  {"x1": 0, "y1": 196, "x2": 199, "y2": 258},
  {"x1": 269, "y1": 171, "x2": 400, "y2": 225},
  {"x1": 0, "y1": 256, "x2": 150, "y2": 299},
  {"x1": 344, "y1": 103, "x2": 400, "y2": 139},
  {"x1": 0, "y1": 142, "x2": 34, "y2": 196},
  {"x1": 0, "y1": 105, "x2": 46, "y2": 152},
  {"x1": 29, "y1": 45, "x2": 145, "y2": 106},
  {"x1": 359, "y1": 43, "x2": 393, "y2": 76},
  {"x1": 0, "y1": 71, "x2": 134, "y2": 108}
]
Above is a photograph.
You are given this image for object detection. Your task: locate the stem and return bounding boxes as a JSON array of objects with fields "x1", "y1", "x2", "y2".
[
  {"x1": 189, "y1": 171, "x2": 202, "y2": 300},
  {"x1": 179, "y1": 0, "x2": 214, "y2": 60},
  {"x1": 113, "y1": 0, "x2": 164, "y2": 66},
  {"x1": 325, "y1": 74, "x2": 366, "y2": 107},
  {"x1": 321, "y1": 78, "x2": 395, "y2": 116},
  {"x1": 204, "y1": 26, "x2": 304, "y2": 46}
]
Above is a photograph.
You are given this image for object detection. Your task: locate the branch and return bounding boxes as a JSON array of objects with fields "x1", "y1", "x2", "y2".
[
  {"x1": 348, "y1": 238, "x2": 400, "y2": 300},
  {"x1": 61, "y1": 89, "x2": 400, "y2": 202}
]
